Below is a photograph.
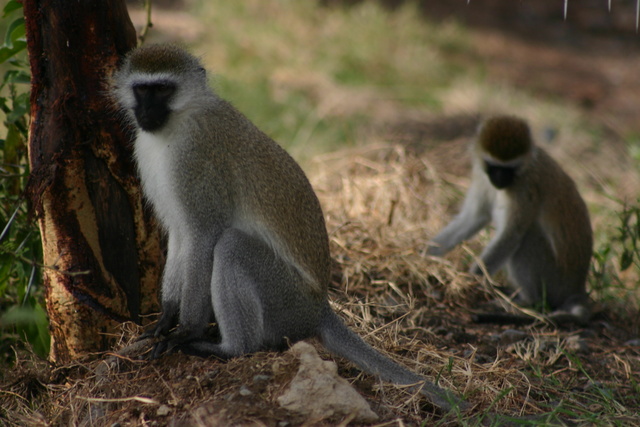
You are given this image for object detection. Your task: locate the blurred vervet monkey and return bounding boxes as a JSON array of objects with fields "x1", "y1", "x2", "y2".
[
  {"x1": 427, "y1": 115, "x2": 593, "y2": 324},
  {"x1": 111, "y1": 44, "x2": 465, "y2": 411}
]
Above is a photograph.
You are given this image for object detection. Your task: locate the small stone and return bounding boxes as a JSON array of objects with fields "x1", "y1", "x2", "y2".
[
  {"x1": 238, "y1": 385, "x2": 253, "y2": 396},
  {"x1": 253, "y1": 374, "x2": 271, "y2": 383},
  {"x1": 565, "y1": 335, "x2": 588, "y2": 353},
  {"x1": 500, "y1": 329, "x2": 528, "y2": 345},
  {"x1": 277, "y1": 342, "x2": 378, "y2": 423},
  {"x1": 156, "y1": 405, "x2": 171, "y2": 417}
]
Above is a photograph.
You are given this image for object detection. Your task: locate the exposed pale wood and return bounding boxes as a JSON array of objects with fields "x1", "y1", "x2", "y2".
[{"x1": 23, "y1": 0, "x2": 162, "y2": 363}]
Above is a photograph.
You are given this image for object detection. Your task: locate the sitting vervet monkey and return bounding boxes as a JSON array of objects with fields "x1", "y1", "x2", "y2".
[
  {"x1": 111, "y1": 44, "x2": 465, "y2": 411},
  {"x1": 428, "y1": 115, "x2": 593, "y2": 324}
]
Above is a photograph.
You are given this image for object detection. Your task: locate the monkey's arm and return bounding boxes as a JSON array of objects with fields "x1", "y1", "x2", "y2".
[
  {"x1": 471, "y1": 194, "x2": 535, "y2": 276},
  {"x1": 149, "y1": 230, "x2": 219, "y2": 358},
  {"x1": 427, "y1": 176, "x2": 492, "y2": 256},
  {"x1": 145, "y1": 233, "x2": 185, "y2": 338}
]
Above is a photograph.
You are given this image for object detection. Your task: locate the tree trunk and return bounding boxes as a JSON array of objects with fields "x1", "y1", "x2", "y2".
[{"x1": 23, "y1": 0, "x2": 162, "y2": 364}]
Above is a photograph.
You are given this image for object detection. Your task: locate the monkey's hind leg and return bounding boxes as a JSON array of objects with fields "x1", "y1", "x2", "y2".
[
  {"x1": 177, "y1": 228, "x2": 323, "y2": 359},
  {"x1": 506, "y1": 223, "x2": 559, "y2": 308}
]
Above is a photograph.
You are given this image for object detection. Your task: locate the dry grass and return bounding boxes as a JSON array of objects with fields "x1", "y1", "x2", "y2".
[
  {"x1": 2, "y1": 143, "x2": 638, "y2": 426},
  {"x1": 3, "y1": 1, "x2": 640, "y2": 425}
]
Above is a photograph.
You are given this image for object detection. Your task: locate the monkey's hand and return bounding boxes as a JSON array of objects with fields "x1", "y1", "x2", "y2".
[
  {"x1": 138, "y1": 303, "x2": 180, "y2": 341},
  {"x1": 150, "y1": 338, "x2": 173, "y2": 359},
  {"x1": 150, "y1": 324, "x2": 218, "y2": 359},
  {"x1": 149, "y1": 328, "x2": 196, "y2": 359},
  {"x1": 426, "y1": 243, "x2": 445, "y2": 257}
]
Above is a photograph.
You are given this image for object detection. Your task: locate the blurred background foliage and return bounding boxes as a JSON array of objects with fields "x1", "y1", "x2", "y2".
[{"x1": 0, "y1": 0, "x2": 48, "y2": 360}]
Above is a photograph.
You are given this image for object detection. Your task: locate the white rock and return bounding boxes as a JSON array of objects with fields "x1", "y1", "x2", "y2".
[{"x1": 277, "y1": 342, "x2": 378, "y2": 423}]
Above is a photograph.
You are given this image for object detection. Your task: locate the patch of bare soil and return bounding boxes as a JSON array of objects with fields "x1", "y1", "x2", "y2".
[{"x1": 419, "y1": 0, "x2": 640, "y2": 137}]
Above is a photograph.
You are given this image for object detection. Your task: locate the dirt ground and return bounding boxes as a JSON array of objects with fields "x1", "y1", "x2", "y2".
[
  {"x1": 2, "y1": 1, "x2": 640, "y2": 426},
  {"x1": 424, "y1": 0, "x2": 640, "y2": 135}
]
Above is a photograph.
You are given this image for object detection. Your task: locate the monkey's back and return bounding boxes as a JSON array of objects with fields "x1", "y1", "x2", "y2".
[
  {"x1": 532, "y1": 148, "x2": 593, "y2": 286},
  {"x1": 204, "y1": 100, "x2": 332, "y2": 299}
]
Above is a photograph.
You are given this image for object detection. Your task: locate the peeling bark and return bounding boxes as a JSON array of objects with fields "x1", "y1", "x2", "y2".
[{"x1": 23, "y1": 0, "x2": 162, "y2": 363}]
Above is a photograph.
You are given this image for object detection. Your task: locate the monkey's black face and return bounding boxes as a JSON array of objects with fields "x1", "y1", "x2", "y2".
[
  {"x1": 484, "y1": 162, "x2": 517, "y2": 189},
  {"x1": 132, "y1": 82, "x2": 176, "y2": 132}
]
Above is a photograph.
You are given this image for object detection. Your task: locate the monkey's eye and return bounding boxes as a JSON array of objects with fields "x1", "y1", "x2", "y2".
[
  {"x1": 132, "y1": 83, "x2": 176, "y2": 100},
  {"x1": 154, "y1": 83, "x2": 176, "y2": 97},
  {"x1": 133, "y1": 84, "x2": 148, "y2": 98}
]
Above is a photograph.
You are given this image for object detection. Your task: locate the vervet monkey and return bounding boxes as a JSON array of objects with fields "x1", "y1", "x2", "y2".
[
  {"x1": 428, "y1": 115, "x2": 592, "y2": 324},
  {"x1": 111, "y1": 44, "x2": 464, "y2": 411}
]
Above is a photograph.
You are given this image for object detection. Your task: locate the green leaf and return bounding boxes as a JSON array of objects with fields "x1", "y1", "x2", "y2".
[
  {"x1": 2, "y1": 0, "x2": 23, "y2": 18},
  {"x1": 31, "y1": 303, "x2": 50, "y2": 358},
  {"x1": 0, "y1": 40, "x2": 26, "y2": 63},
  {"x1": 620, "y1": 249, "x2": 633, "y2": 271},
  {"x1": 3, "y1": 69, "x2": 30, "y2": 85},
  {"x1": 0, "y1": 303, "x2": 50, "y2": 359},
  {"x1": 0, "y1": 256, "x2": 12, "y2": 286},
  {"x1": 6, "y1": 97, "x2": 29, "y2": 123},
  {"x1": 5, "y1": 17, "x2": 26, "y2": 47},
  {"x1": 1, "y1": 306, "x2": 30, "y2": 324}
]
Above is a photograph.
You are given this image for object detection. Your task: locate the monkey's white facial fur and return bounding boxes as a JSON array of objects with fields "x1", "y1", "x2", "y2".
[{"x1": 112, "y1": 44, "x2": 213, "y2": 133}]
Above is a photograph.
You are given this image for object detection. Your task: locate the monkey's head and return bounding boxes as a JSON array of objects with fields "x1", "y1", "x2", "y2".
[
  {"x1": 476, "y1": 115, "x2": 534, "y2": 189},
  {"x1": 111, "y1": 44, "x2": 209, "y2": 133}
]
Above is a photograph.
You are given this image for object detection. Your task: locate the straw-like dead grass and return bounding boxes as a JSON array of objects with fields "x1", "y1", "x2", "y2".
[{"x1": 3, "y1": 142, "x2": 637, "y2": 426}]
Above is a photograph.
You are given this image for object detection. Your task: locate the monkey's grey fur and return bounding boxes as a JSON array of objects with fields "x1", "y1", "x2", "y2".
[
  {"x1": 428, "y1": 116, "x2": 592, "y2": 325},
  {"x1": 111, "y1": 44, "x2": 465, "y2": 412}
]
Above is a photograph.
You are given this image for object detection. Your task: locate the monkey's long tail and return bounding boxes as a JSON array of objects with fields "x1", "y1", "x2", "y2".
[{"x1": 317, "y1": 305, "x2": 469, "y2": 413}]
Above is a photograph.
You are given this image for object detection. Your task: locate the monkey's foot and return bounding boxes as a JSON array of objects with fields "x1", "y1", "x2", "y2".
[
  {"x1": 138, "y1": 309, "x2": 179, "y2": 343},
  {"x1": 425, "y1": 244, "x2": 445, "y2": 257},
  {"x1": 149, "y1": 339, "x2": 171, "y2": 359},
  {"x1": 172, "y1": 340, "x2": 231, "y2": 360},
  {"x1": 137, "y1": 327, "x2": 161, "y2": 342},
  {"x1": 147, "y1": 328, "x2": 191, "y2": 359},
  {"x1": 149, "y1": 328, "x2": 224, "y2": 360}
]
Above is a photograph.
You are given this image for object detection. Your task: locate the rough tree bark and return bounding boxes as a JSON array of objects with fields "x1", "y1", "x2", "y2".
[{"x1": 23, "y1": 0, "x2": 162, "y2": 364}]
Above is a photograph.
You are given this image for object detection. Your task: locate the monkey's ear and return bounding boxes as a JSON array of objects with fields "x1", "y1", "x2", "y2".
[{"x1": 198, "y1": 67, "x2": 206, "y2": 75}]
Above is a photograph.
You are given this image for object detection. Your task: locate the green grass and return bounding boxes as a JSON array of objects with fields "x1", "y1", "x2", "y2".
[{"x1": 189, "y1": 0, "x2": 470, "y2": 158}]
